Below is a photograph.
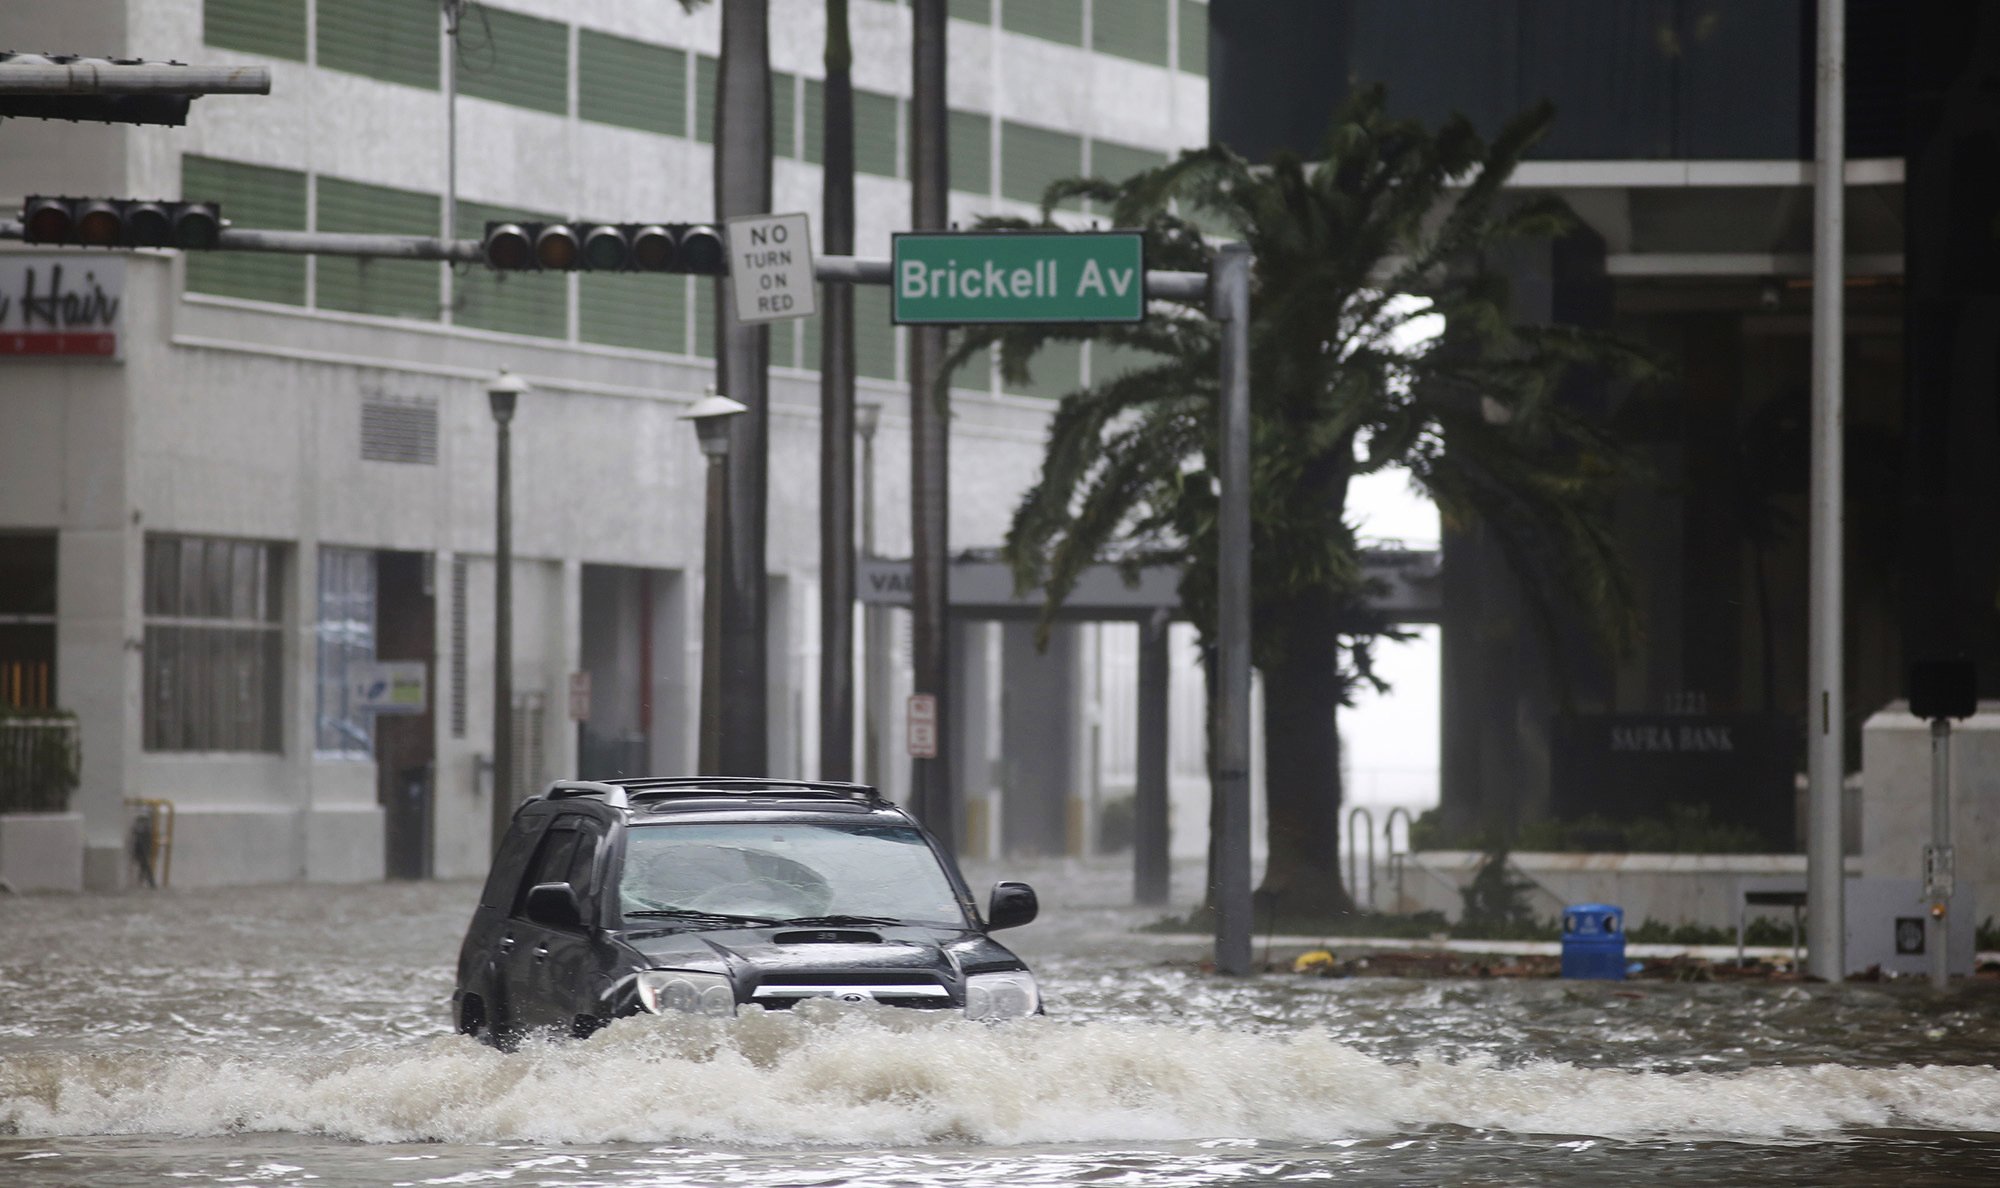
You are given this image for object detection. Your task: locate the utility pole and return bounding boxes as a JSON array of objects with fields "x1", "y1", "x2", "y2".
[
  {"x1": 1211, "y1": 244, "x2": 1255, "y2": 977},
  {"x1": 819, "y1": 0, "x2": 858, "y2": 782},
  {"x1": 1805, "y1": 0, "x2": 1846, "y2": 983},
  {"x1": 908, "y1": 0, "x2": 953, "y2": 844},
  {"x1": 714, "y1": 0, "x2": 773, "y2": 775}
]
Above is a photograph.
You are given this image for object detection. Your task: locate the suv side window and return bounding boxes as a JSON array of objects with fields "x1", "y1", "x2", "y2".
[
  {"x1": 509, "y1": 813, "x2": 607, "y2": 919},
  {"x1": 478, "y1": 811, "x2": 550, "y2": 910}
]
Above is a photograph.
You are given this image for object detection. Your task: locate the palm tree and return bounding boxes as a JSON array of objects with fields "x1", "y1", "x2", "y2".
[{"x1": 950, "y1": 87, "x2": 1656, "y2": 918}]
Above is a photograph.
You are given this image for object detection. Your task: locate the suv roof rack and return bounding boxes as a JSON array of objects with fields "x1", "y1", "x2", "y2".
[
  {"x1": 539, "y1": 776, "x2": 886, "y2": 809},
  {"x1": 610, "y1": 776, "x2": 884, "y2": 805},
  {"x1": 544, "y1": 779, "x2": 630, "y2": 807}
]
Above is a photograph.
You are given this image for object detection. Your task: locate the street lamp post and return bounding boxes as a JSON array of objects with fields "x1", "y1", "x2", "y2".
[
  {"x1": 684, "y1": 390, "x2": 749, "y2": 773},
  {"x1": 487, "y1": 370, "x2": 527, "y2": 855},
  {"x1": 855, "y1": 399, "x2": 883, "y2": 787}
]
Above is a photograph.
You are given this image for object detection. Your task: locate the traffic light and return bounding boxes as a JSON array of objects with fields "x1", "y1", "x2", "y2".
[
  {"x1": 20, "y1": 196, "x2": 223, "y2": 249},
  {"x1": 481, "y1": 221, "x2": 725, "y2": 274}
]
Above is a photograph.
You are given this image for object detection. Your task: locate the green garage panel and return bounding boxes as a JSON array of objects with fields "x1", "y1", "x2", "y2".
[
  {"x1": 1178, "y1": 0, "x2": 1208, "y2": 76},
  {"x1": 1003, "y1": 338, "x2": 1084, "y2": 401},
  {"x1": 693, "y1": 279, "x2": 717, "y2": 358},
  {"x1": 315, "y1": 176, "x2": 440, "y2": 320},
  {"x1": 458, "y1": 7, "x2": 567, "y2": 115},
  {"x1": 695, "y1": 54, "x2": 719, "y2": 144},
  {"x1": 855, "y1": 285, "x2": 896, "y2": 381},
  {"x1": 949, "y1": 109, "x2": 991, "y2": 195},
  {"x1": 1000, "y1": 120, "x2": 1083, "y2": 207},
  {"x1": 1093, "y1": 0, "x2": 1170, "y2": 66},
  {"x1": 317, "y1": 0, "x2": 438, "y2": 89},
  {"x1": 204, "y1": 0, "x2": 305, "y2": 60},
  {"x1": 1002, "y1": 0, "x2": 1083, "y2": 46},
  {"x1": 1093, "y1": 138, "x2": 1168, "y2": 184},
  {"x1": 579, "y1": 30, "x2": 685, "y2": 137},
  {"x1": 182, "y1": 156, "x2": 307, "y2": 305},
  {"x1": 949, "y1": 0, "x2": 990, "y2": 23},
  {"x1": 455, "y1": 200, "x2": 567, "y2": 338},
  {"x1": 581, "y1": 272, "x2": 689, "y2": 354},
  {"x1": 854, "y1": 90, "x2": 900, "y2": 178}
]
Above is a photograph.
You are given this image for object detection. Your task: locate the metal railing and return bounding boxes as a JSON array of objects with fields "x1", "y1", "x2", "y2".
[
  {"x1": 0, "y1": 715, "x2": 80, "y2": 813},
  {"x1": 1345, "y1": 805, "x2": 1376, "y2": 910}
]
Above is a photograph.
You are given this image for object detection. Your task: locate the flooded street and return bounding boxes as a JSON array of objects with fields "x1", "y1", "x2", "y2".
[{"x1": 5, "y1": 858, "x2": 2000, "y2": 1185}]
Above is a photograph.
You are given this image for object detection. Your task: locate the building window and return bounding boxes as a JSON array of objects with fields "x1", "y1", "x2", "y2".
[
  {"x1": 315, "y1": 546, "x2": 376, "y2": 756},
  {"x1": 317, "y1": 0, "x2": 439, "y2": 90},
  {"x1": 455, "y1": 4, "x2": 568, "y2": 115},
  {"x1": 0, "y1": 534, "x2": 58, "y2": 710},
  {"x1": 182, "y1": 156, "x2": 307, "y2": 306},
  {"x1": 143, "y1": 535, "x2": 284, "y2": 753},
  {"x1": 579, "y1": 31, "x2": 686, "y2": 137},
  {"x1": 204, "y1": 0, "x2": 306, "y2": 61}
]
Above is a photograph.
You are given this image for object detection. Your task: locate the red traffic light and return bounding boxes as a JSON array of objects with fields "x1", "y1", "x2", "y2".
[
  {"x1": 21, "y1": 197, "x2": 74, "y2": 242},
  {"x1": 482, "y1": 222, "x2": 534, "y2": 270}
]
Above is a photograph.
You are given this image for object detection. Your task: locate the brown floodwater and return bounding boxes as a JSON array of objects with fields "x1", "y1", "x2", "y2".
[{"x1": 4, "y1": 856, "x2": 1999, "y2": 1186}]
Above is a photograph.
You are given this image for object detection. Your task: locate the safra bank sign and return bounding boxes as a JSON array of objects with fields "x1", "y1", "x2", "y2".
[
  {"x1": 0, "y1": 256, "x2": 125, "y2": 360},
  {"x1": 892, "y1": 231, "x2": 1144, "y2": 325}
]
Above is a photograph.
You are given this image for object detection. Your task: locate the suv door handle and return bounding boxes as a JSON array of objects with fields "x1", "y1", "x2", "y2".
[
  {"x1": 533, "y1": 945, "x2": 550, "y2": 962},
  {"x1": 497, "y1": 936, "x2": 516, "y2": 953}
]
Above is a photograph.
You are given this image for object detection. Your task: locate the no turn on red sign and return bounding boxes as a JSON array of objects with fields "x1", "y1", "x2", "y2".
[{"x1": 726, "y1": 212, "x2": 816, "y2": 324}]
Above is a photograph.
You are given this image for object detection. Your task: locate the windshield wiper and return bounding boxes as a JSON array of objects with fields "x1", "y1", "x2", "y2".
[
  {"x1": 624, "y1": 908, "x2": 782, "y2": 928},
  {"x1": 777, "y1": 913, "x2": 906, "y2": 928}
]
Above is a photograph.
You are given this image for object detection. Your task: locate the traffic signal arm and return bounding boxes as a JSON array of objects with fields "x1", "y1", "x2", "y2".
[{"x1": 0, "y1": 61, "x2": 270, "y2": 96}]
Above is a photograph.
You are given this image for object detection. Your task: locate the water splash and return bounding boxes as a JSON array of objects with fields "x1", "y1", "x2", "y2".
[{"x1": 6, "y1": 1003, "x2": 1999, "y2": 1147}]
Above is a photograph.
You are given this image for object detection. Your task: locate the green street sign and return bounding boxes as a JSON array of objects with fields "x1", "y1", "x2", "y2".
[{"x1": 891, "y1": 231, "x2": 1145, "y2": 325}]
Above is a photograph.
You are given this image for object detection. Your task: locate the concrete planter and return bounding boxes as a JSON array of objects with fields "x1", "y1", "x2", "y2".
[{"x1": 0, "y1": 811, "x2": 84, "y2": 893}]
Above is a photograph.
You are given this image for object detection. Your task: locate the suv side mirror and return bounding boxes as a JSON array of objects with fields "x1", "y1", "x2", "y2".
[
  {"x1": 986, "y1": 881, "x2": 1038, "y2": 930},
  {"x1": 523, "y1": 881, "x2": 585, "y2": 929}
]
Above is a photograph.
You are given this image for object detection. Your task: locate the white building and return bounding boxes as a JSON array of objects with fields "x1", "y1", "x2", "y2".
[{"x1": 0, "y1": 0, "x2": 1217, "y2": 890}]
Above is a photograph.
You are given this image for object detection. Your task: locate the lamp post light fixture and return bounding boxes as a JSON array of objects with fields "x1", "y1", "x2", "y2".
[
  {"x1": 486, "y1": 369, "x2": 528, "y2": 854},
  {"x1": 683, "y1": 388, "x2": 749, "y2": 773}
]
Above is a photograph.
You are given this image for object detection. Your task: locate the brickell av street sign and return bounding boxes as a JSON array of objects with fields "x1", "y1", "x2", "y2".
[{"x1": 891, "y1": 231, "x2": 1144, "y2": 325}]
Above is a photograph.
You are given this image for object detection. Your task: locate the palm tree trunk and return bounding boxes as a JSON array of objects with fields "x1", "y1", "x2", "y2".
[
  {"x1": 713, "y1": 0, "x2": 773, "y2": 774},
  {"x1": 1256, "y1": 598, "x2": 1356, "y2": 918},
  {"x1": 818, "y1": 0, "x2": 857, "y2": 779}
]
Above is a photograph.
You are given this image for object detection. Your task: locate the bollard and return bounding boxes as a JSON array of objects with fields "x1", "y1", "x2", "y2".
[{"x1": 1560, "y1": 903, "x2": 1626, "y2": 980}]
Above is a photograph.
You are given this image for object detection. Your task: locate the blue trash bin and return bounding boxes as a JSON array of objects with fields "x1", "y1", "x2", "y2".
[{"x1": 1560, "y1": 903, "x2": 1627, "y2": 980}]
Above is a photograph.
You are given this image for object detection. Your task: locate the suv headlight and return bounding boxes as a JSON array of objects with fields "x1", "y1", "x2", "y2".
[
  {"x1": 963, "y1": 969, "x2": 1039, "y2": 1020},
  {"x1": 636, "y1": 970, "x2": 736, "y2": 1018}
]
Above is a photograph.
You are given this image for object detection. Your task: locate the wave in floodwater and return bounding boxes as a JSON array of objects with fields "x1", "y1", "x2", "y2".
[{"x1": 5, "y1": 1003, "x2": 1999, "y2": 1148}]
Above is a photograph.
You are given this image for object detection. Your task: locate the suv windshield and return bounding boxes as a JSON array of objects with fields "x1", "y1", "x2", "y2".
[{"x1": 618, "y1": 821, "x2": 967, "y2": 927}]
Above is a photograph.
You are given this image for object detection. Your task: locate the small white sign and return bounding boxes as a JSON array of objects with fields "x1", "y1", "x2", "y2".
[
  {"x1": 350, "y1": 660, "x2": 427, "y2": 715},
  {"x1": 726, "y1": 212, "x2": 816, "y2": 324},
  {"x1": 907, "y1": 693, "x2": 937, "y2": 759},
  {"x1": 0, "y1": 255, "x2": 124, "y2": 360}
]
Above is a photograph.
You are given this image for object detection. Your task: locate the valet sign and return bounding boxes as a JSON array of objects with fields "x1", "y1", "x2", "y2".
[
  {"x1": 893, "y1": 231, "x2": 1145, "y2": 324},
  {"x1": 0, "y1": 256, "x2": 124, "y2": 360}
]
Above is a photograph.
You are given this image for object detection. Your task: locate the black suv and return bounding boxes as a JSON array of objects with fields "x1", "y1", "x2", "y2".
[{"x1": 453, "y1": 776, "x2": 1040, "y2": 1044}]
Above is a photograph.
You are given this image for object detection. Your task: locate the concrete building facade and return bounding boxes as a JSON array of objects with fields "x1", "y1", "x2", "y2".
[{"x1": 0, "y1": 0, "x2": 1216, "y2": 889}]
